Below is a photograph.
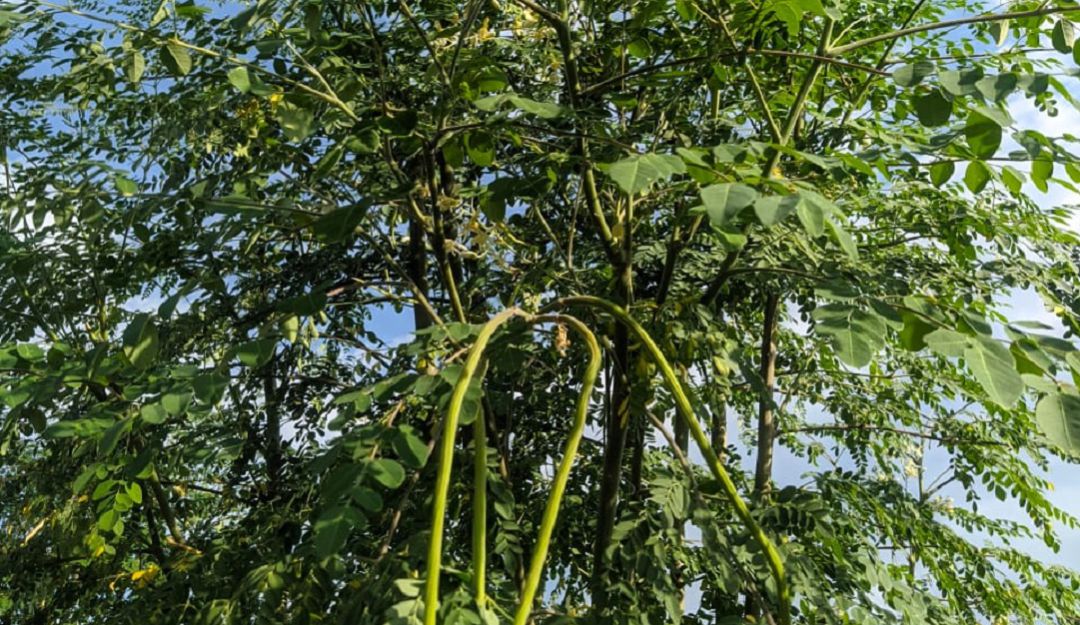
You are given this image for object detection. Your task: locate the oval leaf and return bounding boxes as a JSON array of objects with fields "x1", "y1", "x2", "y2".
[
  {"x1": 700, "y1": 183, "x2": 758, "y2": 226},
  {"x1": 123, "y1": 314, "x2": 160, "y2": 370},
  {"x1": 1036, "y1": 392, "x2": 1080, "y2": 452},
  {"x1": 965, "y1": 337, "x2": 1023, "y2": 407}
]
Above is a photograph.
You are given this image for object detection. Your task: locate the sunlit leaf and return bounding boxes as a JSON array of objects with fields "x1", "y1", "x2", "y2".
[
  {"x1": 161, "y1": 41, "x2": 193, "y2": 76},
  {"x1": 1036, "y1": 392, "x2": 1080, "y2": 452},
  {"x1": 602, "y1": 154, "x2": 686, "y2": 195},
  {"x1": 122, "y1": 314, "x2": 159, "y2": 370}
]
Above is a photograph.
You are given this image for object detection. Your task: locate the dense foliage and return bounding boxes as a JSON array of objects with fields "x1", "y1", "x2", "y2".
[{"x1": 3, "y1": 0, "x2": 1080, "y2": 624}]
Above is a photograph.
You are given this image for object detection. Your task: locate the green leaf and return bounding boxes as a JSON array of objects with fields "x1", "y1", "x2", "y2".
[
  {"x1": 1074, "y1": 39, "x2": 1080, "y2": 65},
  {"x1": 127, "y1": 482, "x2": 143, "y2": 504},
  {"x1": 1067, "y1": 162, "x2": 1080, "y2": 184},
  {"x1": 157, "y1": 290, "x2": 186, "y2": 318},
  {"x1": 924, "y1": 329, "x2": 969, "y2": 358},
  {"x1": 480, "y1": 190, "x2": 506, "y2": 222},
  {"x1": 162, "y1": 391, "x2": 191, "y2": 415},
  {"x1": 279, "y1": 315, "x2": 300, "y2": 343},
  {"x1": 0, "y1": 8, "x2": 27, "y2": 27},
  {"x1": 900, "y1": 313, "x2": 935, "y2": 351},
  {"x1": 712, "y1": 226, "x2": 747, "y2": 251},
  {"x1": 767, "y1": 1, "x2": 801, "y2": 36},
  {"x1": 675, "y1": 147, "x2": 709, "y2": 169},
  {"x1": 394, "y1": 578, "x2": 424, "y2": 598},
  {"x1": 794, "y1": 0, "x2": 826, "y2": 16},
  {"x1": 816, "y1": 280, "x2": 859, "y2": 302},
  {"x1": 369, "y1": 458, "x2": 406, "y2": 489},
  {"x1": 312, "y1": 204, "x2": 366, "y2": 242},
  {"x1": 377, "y1": 109, "x2": 418, "y2": 136},
  {"x1": 965, "y1": 337, "x2": 1023, "y2": 407},
  {"x1": 473, "y1": 95, "x2": 503, "y2": 112},
  {"x1": 1036, "y1": 392, "x2": 1080, "y2": 452},
  {"x1": 43, "y1": 418, "x2": 113, "y2": 439},
  {"x1": 1031, "y1": 158, "x2": 1053, "y2": 193},
  {"x1": 813, "y1": 305, "x2": 885, "y2": 368},
  {"x1": 193, "y1": 372, "x2": 228, "y2": 405},
  {"x1": 92, "y1": 480, "x2": 115, "y2": 500},
  {"x1": 892, "y1": 61, "x2": 934, "y2": 87},
  {"x1": 471, "y1": 66, "x2": 509, "y2": 93},
  {"x1": 602, "y1": 154, "x2": 686, "y2": 195},
  {"x1": 72, "y1": 466, "x2": 97, "y2": 494},
  {"x1": 100, "y1": 419, "x2": 131, "y2": 455},
  {"x1": 387, "y1": 599, "x2": 423, "y2": 621},
  {"x1": 161, "y1": 41, "x2": 193, "y2": 76},
  {"x1": 971, "y1": 105, "x2": 1012, "y2": 127},
  {"x1": 965, "y1": 110, "x2": 1003, "y2": 159},
  {"x1": 125, "y1": 51, "x2": 146, "y2": 84},
  {"x1": 226, "y1": 66, "x2": 251, "y2": 92},
  {"x1": 465, "y1": 131, "x2": 496, "y2": 167},
  {"x1": 237, "y1": 339, "x2": 276, "y2": 368},
  {"x1": 351, "y1": 486, "x2": 384, "y2": 512},
  {"x1": 392, "y1": 426, "x2": 430, "y2": 469},
  {"x1": 313, "y1": 506, "x2": 363, "y2": 558},
  {"x1": 939, "y1": 68, "x2": 983, "y2": 96},
  {"x1": 346, "y1": 127, "x2": 380, "y2": 154},
  {"x1": 990, "y1": 19, "x2": 1009, "y2": 47},
  {"x1": 312, "y1": 144, "x2": 345, "y2": 180},
  {"x1": 140, "y1": 403, "x2": 168, "y2": 424},
  {"x1": 675, "y1": 0, "x2": 696, "y2": 19},
  {"x1": 122, "y1": 314, "x2": 160, "y2": 370},
  {"x1": 1001, "y1": 166, "x2": 1024, "y2": 195},
  {"x1": 1018, "y1": 73, "x2": 1049, "y2": 96},
  {"x1": 700, "y1": 183, "x2": 758, "y2": 226},
  {"x1": 627, "y1": 37, "x2": 652, "y2": 58},
  {"x1": 16, "y1": 343, "x2": 44, "y2": 361},
  {"x1": 114, "y1": 175, "x2": 138, "y2": 197},
  {"x1": 964, "y1": 160, "x2": 991, "y2": 193},
  {"x1": 335, "y1": 389, "x2": 372, "y2": 412},
  {"x1": 98, "y1": 509, "x2": 119, "y2": 532},
  {"x1": 975, "y1": 73, "x2": 1017, "y2": 102},
  {"x1": 149, "y1": 0, "x2": 170, "y2": 24},
  {"x1": 1012, "y1": 340, "x2": 1048, "y2": 376},
  {"x1": 114, "y1": 492, "x2": 132, "y2": 511},
  {"x1": 929, "y1": 161, "x2": 955, "y2": 187},
  {"x1": 1052, "y1": 20, "x2": 1075, "y2": 54},
  {"x1": 795, "y1": 191, "x2": 835, "y2": 238},
  {"x1": 913, "y1": 89, "x2": 952, "y2": 127},
  {"x1": 229, "y1": 5, "x2": 257, "y2": 30},
  {"x1": 825, "y1": 216, "x2": 858, "y2": 260},
  {"x1": 507, "y1": 95, "x2": 565, "y2": 119},
  {"x1": 276, "y1": 104, "x2": 315, "y2": 142},
  {"x1": 753, "y1": 194, "x2": 800, "y2": 227}
]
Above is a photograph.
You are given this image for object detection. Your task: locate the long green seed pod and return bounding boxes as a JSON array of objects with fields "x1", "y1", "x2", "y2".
[
  {"x1": 512, "y1": 314, "x2": 602, "y2": 625},
  {"x1": 548, "y1": 295, "x2": 791, "y2": 625},
  {"x1": 472, "y1": 360, "x2": 488, "y2": 607},
  {"x1": 425, "y1": 308, "x2": 519, "y2": 625}
]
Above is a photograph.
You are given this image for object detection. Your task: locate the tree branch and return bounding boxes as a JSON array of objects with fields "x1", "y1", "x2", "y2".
[
  {"x1": 783, "y1": 423, "x2": 1003, "y2": 446},
  {"x1": 829, "y1": 5, "x2": 1080, "y2": 55}
]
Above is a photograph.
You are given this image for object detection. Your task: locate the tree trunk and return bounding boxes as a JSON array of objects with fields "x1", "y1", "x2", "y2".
[
  {"x1": 592, "y1": 198, "x2": 634, "y2": 602},
  {"x1": 745, "y1": 292, "x2": 780, "y2": 620},
  {"x1": 407, "y1": 217, "x2": 432, "y2": 331},
  {"x1": 263, "y1": 373, "x2": 283, "y2": 499},
  {"x1": 753, "y1": 292, "x2": 780, "y2": 497}
]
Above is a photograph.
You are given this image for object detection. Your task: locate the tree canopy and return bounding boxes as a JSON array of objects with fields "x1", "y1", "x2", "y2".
[{"x1": 2, "y1": 0, "x2": 1080, "y2": 624}]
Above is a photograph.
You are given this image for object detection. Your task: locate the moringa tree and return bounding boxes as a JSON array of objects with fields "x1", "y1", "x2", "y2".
[{"x1": 2, "y1": 0, "x2": 1080, "y2": 624}]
